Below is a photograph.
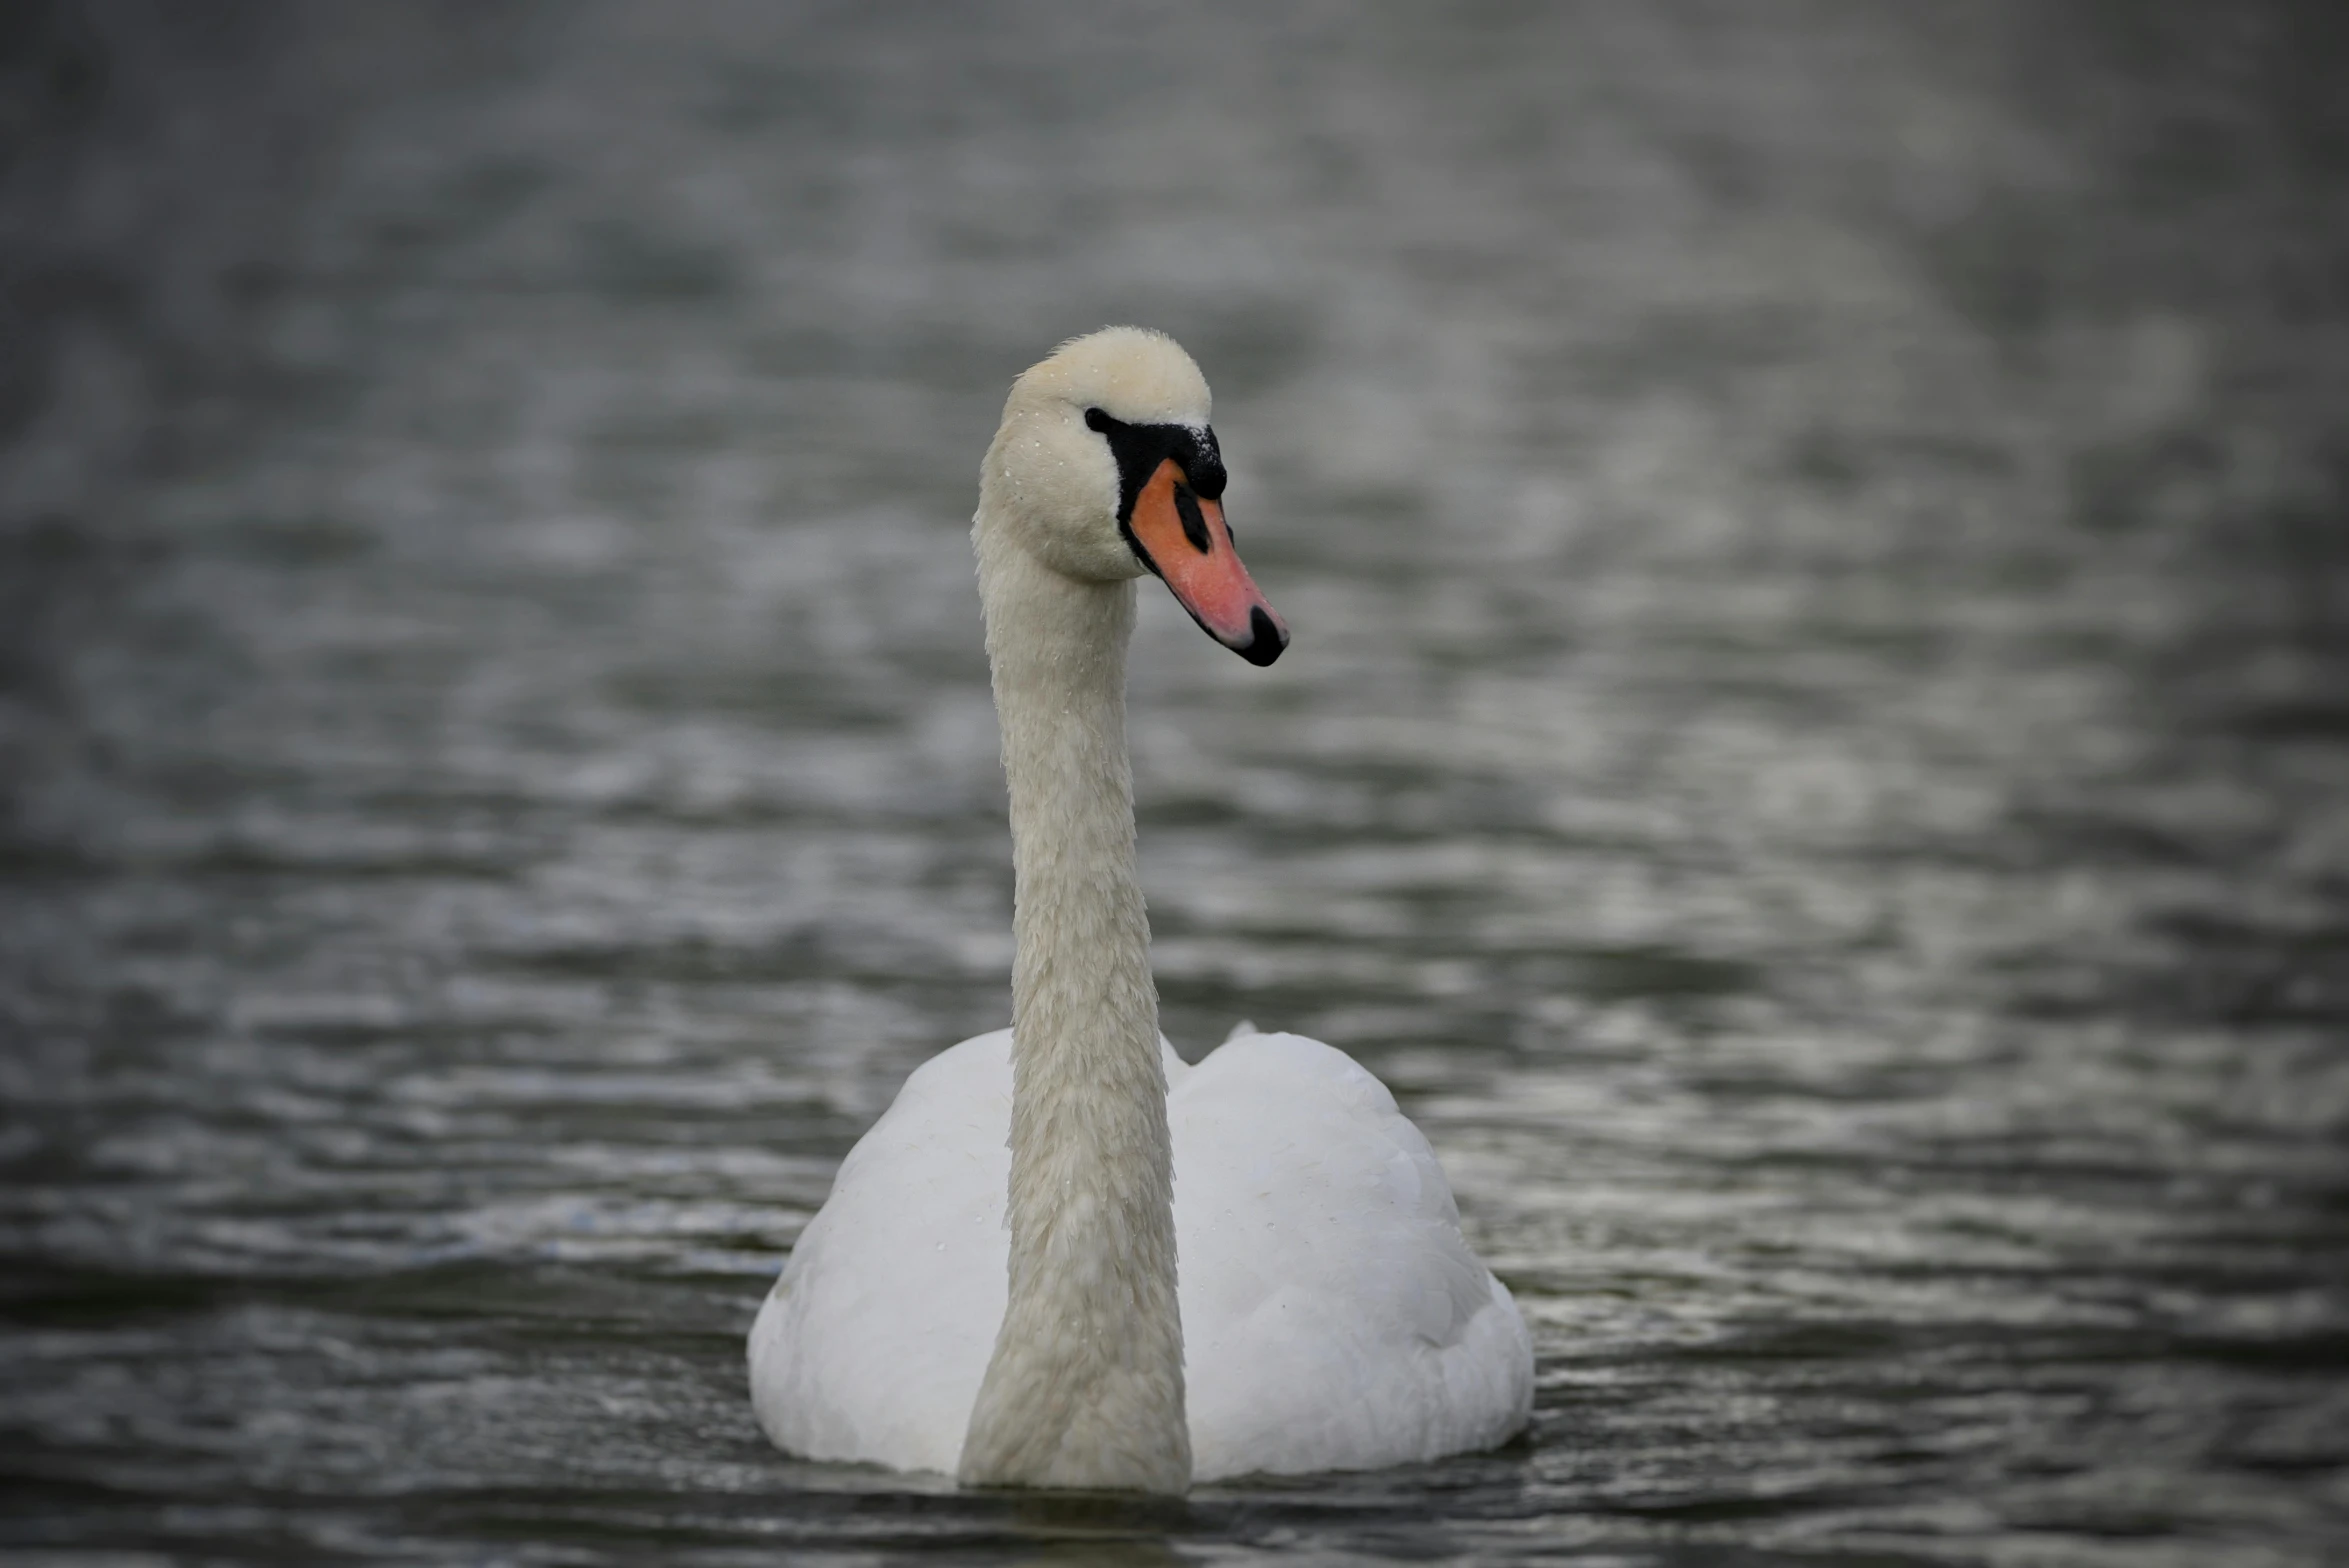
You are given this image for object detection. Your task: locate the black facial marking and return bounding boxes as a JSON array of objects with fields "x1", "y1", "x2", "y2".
[
  {"x1": 1084, "y1": 406, "x2": 1227, "y2": 531},
  {"x1": 1171, "y1": 484, "x2": 1212, "y2": 554}
]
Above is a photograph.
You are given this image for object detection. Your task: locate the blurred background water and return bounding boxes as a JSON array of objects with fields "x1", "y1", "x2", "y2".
[{"x1": 3, "y1": 2, "x2": 2347, "y2": 1563}]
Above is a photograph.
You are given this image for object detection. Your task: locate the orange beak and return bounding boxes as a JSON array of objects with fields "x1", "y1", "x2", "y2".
[{"x1": 1125, "y1": 458, "x2": 1289, "y2": 666}]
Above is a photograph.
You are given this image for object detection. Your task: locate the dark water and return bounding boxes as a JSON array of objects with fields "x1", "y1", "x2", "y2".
[{"x1": 5, "y1": 3, "x2": 2348, "y2": 1562}]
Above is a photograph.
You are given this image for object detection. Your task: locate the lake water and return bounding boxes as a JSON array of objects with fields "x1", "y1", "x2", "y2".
[{"x1": 3, "y1": 3, "x2": 2346, "y2": 1563}]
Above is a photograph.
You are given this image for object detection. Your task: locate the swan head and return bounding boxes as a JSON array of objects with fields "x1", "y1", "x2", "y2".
[{"x1": 983, "y1": 326, "x2": 1289, "y2": 666}]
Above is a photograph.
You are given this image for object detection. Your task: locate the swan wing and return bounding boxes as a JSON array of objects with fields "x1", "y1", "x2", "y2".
[
  {"x1": 748, "y1": 1029, "x2": 1017, "y2": 1473},
  {"x1": 1170, "y1": 1031, "x2": 1533, "y2": 1479}
]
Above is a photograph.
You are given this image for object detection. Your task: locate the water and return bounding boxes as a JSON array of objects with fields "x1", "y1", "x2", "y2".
[{"x1": 4, "y1": 3, "x2": 2346, "y2": 1562}]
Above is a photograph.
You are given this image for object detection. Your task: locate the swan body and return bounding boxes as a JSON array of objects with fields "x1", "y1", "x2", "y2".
[
  {"x1": 749, "y1": 328, "x2": 1532, "y2": 1490},
  {"x1": 751, "y1": 1025, "x2": 1532, "y2": 1481}
]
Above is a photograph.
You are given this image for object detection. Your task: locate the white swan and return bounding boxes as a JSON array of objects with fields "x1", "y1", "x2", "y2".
[{"x1": 748, "y1": 327, "x2": 1532, "y2": 1492}]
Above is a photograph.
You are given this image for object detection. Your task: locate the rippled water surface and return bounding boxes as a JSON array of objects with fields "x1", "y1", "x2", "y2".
[{"x1": 5, "y1": 3, "x2": 2347, "y2": 1562}]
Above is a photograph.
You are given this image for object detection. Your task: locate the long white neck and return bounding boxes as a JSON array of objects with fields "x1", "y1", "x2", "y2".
[{"x1": 957, "y1": 514, "x2": 1190, "y2": 1493}]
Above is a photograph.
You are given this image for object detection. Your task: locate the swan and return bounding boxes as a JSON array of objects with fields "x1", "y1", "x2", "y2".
[{"x1": 748, "y1": 327, "x2": 1532, "y2": 1492}]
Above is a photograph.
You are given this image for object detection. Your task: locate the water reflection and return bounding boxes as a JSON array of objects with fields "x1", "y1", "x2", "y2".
[{"x1": 2, "y1": 1, "x2": 2345, "y2": 1563}]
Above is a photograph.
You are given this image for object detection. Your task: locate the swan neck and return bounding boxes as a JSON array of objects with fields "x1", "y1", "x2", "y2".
[{"x1": 958, "y1": 523, "x2": 1190, "y2": 1493}]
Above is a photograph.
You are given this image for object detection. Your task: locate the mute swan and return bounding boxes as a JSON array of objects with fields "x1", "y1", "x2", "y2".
[{"x1": 748, "y1": 327, "x2": 1532, "y2": 1492}]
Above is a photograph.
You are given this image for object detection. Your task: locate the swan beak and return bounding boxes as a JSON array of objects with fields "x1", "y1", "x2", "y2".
[{"x1": 1127, "y1": 458, "x2": 1290, "y2": 667}]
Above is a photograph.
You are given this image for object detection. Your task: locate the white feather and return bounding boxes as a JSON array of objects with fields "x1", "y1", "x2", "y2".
[{"x1": 750, "y1": 1027, "x2": 1532, "y2": 1479}]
